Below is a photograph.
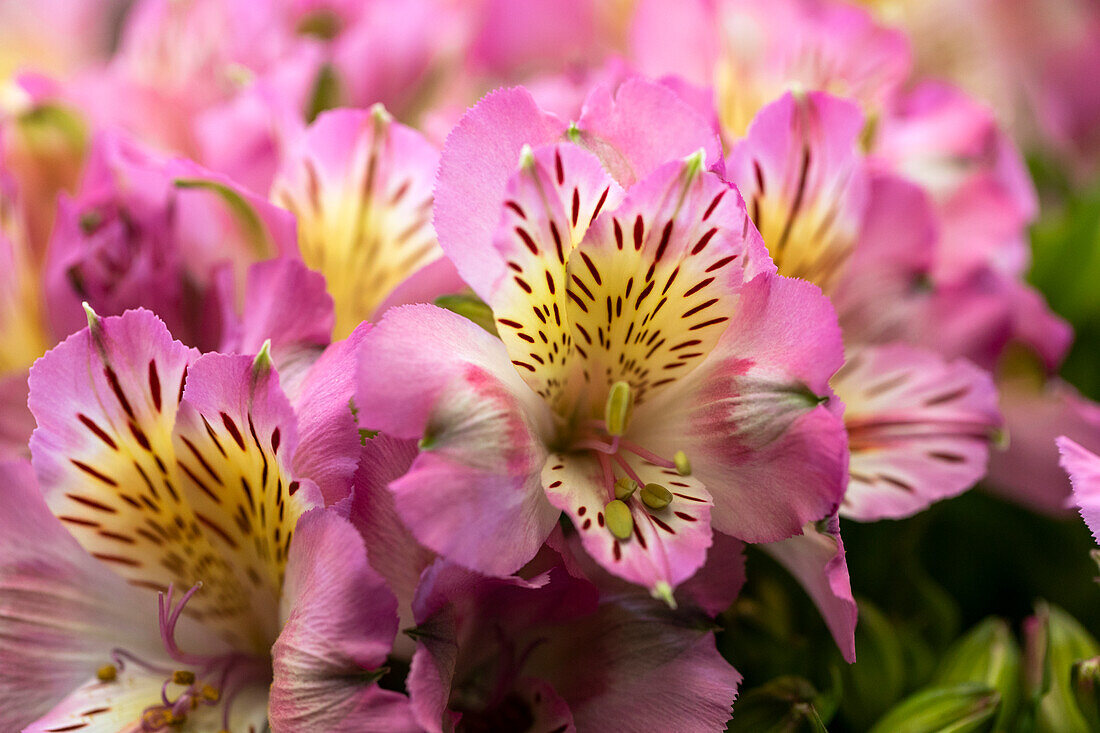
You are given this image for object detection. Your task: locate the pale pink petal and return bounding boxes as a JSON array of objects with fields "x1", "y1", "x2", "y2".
[
  {"x1": 1059, "y1": 437, "x2": 1100, "y2": 543},
  {"x1": 290, "y1": 324, "x2": 371, "y2": 504},
  {"x1": 0, "y1": 460, "x2": 168, "y2": 730},
  {"x1": 628, "y1": 0, "x2": 717, "y2": 85},
  {"x1": 763, "y1": 516, "x2": 857, "y2": 663},
  {"x1": 371, "y1": 256, "x2": 468, "y2": 319},
  {"x1": 573, "y1": 77, "x2": 724, "y2": 186},
  {"x1": 834, "y1": 343, "x2": 1002, "y2": 521},
  {"x1": 630, "y1": 275, "x2": 848, "y2": 543},
  {"x1": 543, "y1": 452, "x2": 714, "y2": 596},
  {"x1": 987, "y1": 377, "x2": 1100, "y2": 516},
  {"x1": 356, "y1": 304, "x2": 559, "y2": 576},
  {"x1": 435, "y1": 87, "x2": 567, "y2": 296},
  {"x1": 270, "y1": 509, "x2": 417, "y2": 732}
]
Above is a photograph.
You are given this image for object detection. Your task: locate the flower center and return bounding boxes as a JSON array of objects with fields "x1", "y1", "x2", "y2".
[
  {"x1": 96, "y1": 583, "x2": 270, "y2": 733},
  {"x1": 568, "y1": 381, "x2": 691, "y2": 542}
]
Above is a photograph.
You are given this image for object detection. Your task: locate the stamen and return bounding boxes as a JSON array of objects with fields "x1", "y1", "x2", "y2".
[
  {"x1": 674, "y1": 450, "x2": 692, "y2": 476},
  {"x1": 604, "y1": 499, "x2": 634, "y2": 540},
  {"x1": 614, "y1": 477, "x2": 638, "y2": 500},
  {"x1": 612, "y1": 453, "x2": 645, "y2": 487},
  {"x1": 173, "y1": 670, "x2": 196, "y2": 685},
  {"x1": 618, "y1": 438, "x2": 676, "y2": 469},
  {"x1": 97, "y1": 664, "x2": 118, "y2": 682},
  {"x1": 640, "y1": 483, "x2": 673, "y2": 510},
  {"x1": 604, "y1": 381, "x2": 634, "y2": 437}
]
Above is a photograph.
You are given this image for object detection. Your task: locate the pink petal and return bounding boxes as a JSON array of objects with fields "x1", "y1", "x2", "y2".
[
  {"x1": 0, "y1": 459, "x2": 168, "y2": 730},
  {"x1": 270, "y1": 509, "x2": 418, "y2": 732},
  {"x1": 356, "y1": 304, "x2": 559, "y2": 576},
  {"x1": 573, "y1": 77, "x2": 724, "y2": 186},
  {"x1": 1059, "y1": 437, "x2": 1100, "y2": 544},
  {"x1": 728, "y1": 91, "x2": 869, "y2": 295},
  {"x1": 676, "y1": 532, "x2": 748, "y2": 617},
  {"x1": 763, "y1": 515, "x2": 858, "y2": 663},
  {"x1": 291, "y1": 323, "x2": 371, "y2": 505},
  {"x1": 629, "y1": 0, "x2": 718, "y2": 86},
  {"x1": 834, "y1": 343, "x2": 1002, "y2": 522},
  {"x1": 435, "y1": 87, "x2": 567, "y2": 296},
  {"x1": 0, "y1": 372, "x2": 34, "y2": 461},
  {"x1": 630, "y1": 275, "x2": 848, "y2": 543},
  {"x1": 543, "y1": 453, "x2": 714, "y2": 596},
  {"x1": 271, "y1": 107, "x2": 442, "y2": 336},
  {"x1": 987, "y1": 377, "x2": 1100, "y2": 516}
]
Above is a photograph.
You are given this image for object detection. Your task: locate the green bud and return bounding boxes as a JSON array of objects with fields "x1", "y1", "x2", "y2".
[
  {"x1": 614, "y1": 477, "x2": 638, "y2": 500},
  {"x1": 934, "y1": 617, "x2": 1021, "y2": 729},
  {"x1": 869, "y1": 683, "x2": 1000, "y2": 733},
  {"x1": 1033, "y1": 603, "x2": 1100, "y2": 733},
  {"x1": 839, "y1": 599, "x2": 906, "y2": 731},
  {"x1": 604, "y1": 381, "x2": 633, "y2": 437},
  {"x1": 604, "y1": 499, "x2": 633, "y2": 540},
  {"x1": 727, "y1": 676, "x2": 829, "y2": 733},
  {"x1": 640, "y1": 483, "x2": 672, "y2": 510},
  {"x1": 1071, "y1": 657, "x2": 1100, "y2": 730},
  {"x1": 433, "y1": 293, "x2": 499, "y2": 336},
  {"x1": 674, "y1": 450, "x2": 691, "y2": 476}
]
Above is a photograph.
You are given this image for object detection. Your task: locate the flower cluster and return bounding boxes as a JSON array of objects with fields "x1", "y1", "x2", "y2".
[{"x1": 0, "y1": 0, "x2": 1097, "y2": 730}]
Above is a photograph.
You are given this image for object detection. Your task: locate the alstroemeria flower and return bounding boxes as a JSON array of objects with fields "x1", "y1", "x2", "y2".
[
  {"x1": 628, "y1": 0, "x2": 911, "y2": 142},
  {"x1": 3, "y1": 307, "x2": 413, "y2": 731},
  {"x1": 271, "y1": 106, "x2": 463, "y2": 338},
  {"x1": 357, "y1": 82, "x2": 848, "y2": 600},
  {"x1": 406, "y1": 553, "x2": 742, "y2": 733},
  {"x1": 729, "y1": 91, "x2": 1003, "y2": 521}
]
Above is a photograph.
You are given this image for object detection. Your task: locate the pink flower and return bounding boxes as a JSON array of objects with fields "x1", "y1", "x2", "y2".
[
  {"x1": 1, "y1": 306, "x2": 412, "y2": 730},
  {"x1": 271, "y1": 106, "x2": 464, "y2": 338},
  {"x1": 356, "y1": 81, "x2": 848, "y2": 601},
  {"x1": 1060, "y1": 436, "x2": 1100, "y2": 543}
]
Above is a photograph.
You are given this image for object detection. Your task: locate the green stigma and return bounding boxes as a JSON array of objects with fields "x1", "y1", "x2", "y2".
[
  {"x1": 641, "y1": 483, "x2": 673, "y2": 510},
  {"x1": 604, "y1": 499, "x2": 634, "y2": 540},
  {"x1": 605, "y1": 380, "x2": 634, "y2": 437}
]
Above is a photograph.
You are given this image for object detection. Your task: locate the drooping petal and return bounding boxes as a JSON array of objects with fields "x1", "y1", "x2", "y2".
[
  {"x1": 572, "y1": 77, "x2": 725, "y2": 186},
  {"x1": 542, "y1": 452, "x2": 713, "y2": 597},
  {"x1": 528, "y1": 598, "x2": 742, "y2": 732},
  {"x1": 356, "y1": 304, "x2": 559, "y2": 576},
  {"x1": 834, "y1": 343, "x2": 1002, "y2": 521},
  {"x1": 565, "y1": 153, "x2": 773, "y2": 409},
  {"x1": 762, "y1": 516, "x2": 858, "y2": 663},
  {"x1": 272, "y1": 107, "x2": 442, "y2": 337},
  {"x1": 630, "y1": 275, "x2": 848, "y2": 543},
  {"x1": 1059, "y1": 437, "x2": 1100, "y2": 543},
  {"x1": 488, "y1": 143, "x2": 622, "y2": 409},
  {"x1": 728, "y1": 91, "x2": 869, "y2": 296},
  {"x1": 435, "y1": 86, "x2": 567, "y2": 297},
  {"x1": 270, "y1": 509, "x2": 416, "y2": 732},
  {"x1": 0, "y1": 460, "x2": 174, "y2": 730},
  {"x1": 172, "y1": 350, "x2": 324, "y2": 650}
]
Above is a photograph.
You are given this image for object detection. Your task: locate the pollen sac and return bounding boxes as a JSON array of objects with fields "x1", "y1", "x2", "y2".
[
  {"x1": 96, "y1": 664, "x2": 117, "y2": 682},
  {"x1": 614, "y1": 476, "x2": 639, "y2": 500},
  {"x1": 674, "y1": 450, "x2": 692, "y2": 476},
  {"x1": 172, "y1": 670, "x2": 196, "y2": 685},
  {"x1": 604, "y1": 499, "x2": 634, "y2": 540},
  {"x1": 641, "y1": 483, "x2": 673, "y2": 510},
  {"x1": 605, "y1": 380, "x2": 634, "y2": 437}
]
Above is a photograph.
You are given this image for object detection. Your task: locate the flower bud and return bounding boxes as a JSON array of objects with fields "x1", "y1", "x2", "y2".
[
  {"x1": 727, "y1": 676, "x2": 828, "y2": 733},
  {"x1": 1030, "y1": 603, "x2": 1100, "y2": 732},
  {"x1": 868, "y1": 683, "x2": 1000, "y2": 733},
  {"x1": 934, "y1": 617, "x2": 1021, "y2": 728},
  {"x1": 1071, "y1": 656, "x2": 1100, "y2": 730}
]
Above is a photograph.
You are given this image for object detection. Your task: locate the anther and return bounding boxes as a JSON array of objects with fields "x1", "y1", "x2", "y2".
[
  {"x1": 641, "y1": 483, "x2": 673, "y2": 510},
  {"x1": 96, "y1": 664, "x2": 117, "y2": 682},
  {"x1": 604, "y1": 499, "x2": 634, "y2": 540},
  {"x1": 614, "y1": 477, "x2": 638, "y2": 500},
  {"x1": 200, "y1": 684, "x2": 220, "y2": 702},
  {"x1": 674, "y1": 450, "x2": 692, "y2": 476},
  {"x1": 604, "y1": 381, "x2": 634, "y2": 437},
  {"x1": 172, "y1": 670, "x2": 196, "y2": 685}
]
